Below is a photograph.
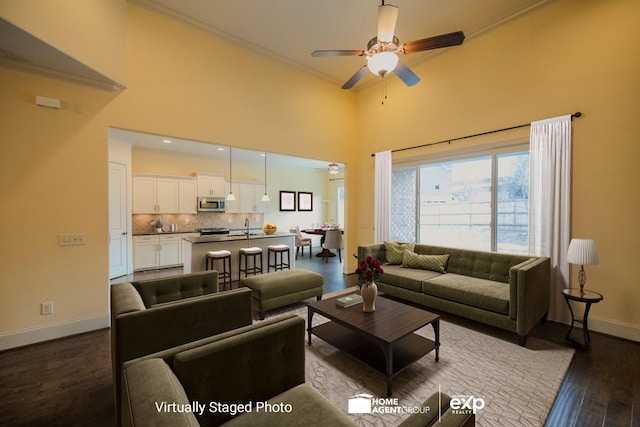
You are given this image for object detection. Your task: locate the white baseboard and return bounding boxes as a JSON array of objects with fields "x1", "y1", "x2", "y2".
[
  {"x1": 586, "y1": 315, "x2": 640, "y2": 342},
  {"x1": 0, "y1": 314, "x2": 110, "y2": 351},
  {"x1": 555, "y1": 312, "x2": 640, "y2": 343}
]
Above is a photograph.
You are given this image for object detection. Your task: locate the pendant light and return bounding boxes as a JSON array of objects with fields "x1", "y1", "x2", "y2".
[
  {"x1": 226, "y1": 147, "x2": 236, "y2": 201},
  {"x1": 261, "y1": 153, "x2": 270, "y2": 202}
]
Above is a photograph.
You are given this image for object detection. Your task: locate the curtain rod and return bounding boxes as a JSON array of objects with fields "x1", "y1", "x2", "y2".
[{"x1": 371, "y1": 112, "x2": 582, "y2": 157}]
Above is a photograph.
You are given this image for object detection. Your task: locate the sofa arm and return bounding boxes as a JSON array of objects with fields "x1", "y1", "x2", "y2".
[
  {"x1": 111, "y1": 283, "x2": 147, "y2": 316},
  {"x1": 512, "y1": 257, "x2": 550, "y2": 337},
  {"x1": 121, "y1": 358, "x2": 199, "y2": 427},
  {"x1": 358, "y1": 244, "x2": 387, "y2": 264}
]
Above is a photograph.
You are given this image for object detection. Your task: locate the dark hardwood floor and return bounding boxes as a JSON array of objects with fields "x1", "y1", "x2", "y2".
[{"x1": 1, "y1": 251, "x2": 638, "y2": 426}]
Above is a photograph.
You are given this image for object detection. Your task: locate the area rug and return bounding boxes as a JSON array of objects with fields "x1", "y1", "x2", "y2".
[{"x1": 261, "y1": 290, "x2": 575, "y2": 427}]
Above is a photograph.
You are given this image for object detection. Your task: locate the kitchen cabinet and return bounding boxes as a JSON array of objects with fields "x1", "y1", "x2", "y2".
[
  {"x1": 178, "y1": 178, "x2": 197, "y2": 213},
  {"x1": 133, "y1": 174, "x2": 196, "y2": 214},
  {"x1": 133, "y1": 233, "x2": 188, "y2": 270},
  {"x1": 225, "y1": 182, "x2": 266, "y2": 213},
  {"x1": 196, "y1": 174, "x2": 226, "y2": 198}
]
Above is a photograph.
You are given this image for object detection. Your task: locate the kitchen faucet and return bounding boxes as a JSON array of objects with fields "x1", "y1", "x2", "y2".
[{"x1": 245, "y1": 218, "x2": 250, "y2": 239}]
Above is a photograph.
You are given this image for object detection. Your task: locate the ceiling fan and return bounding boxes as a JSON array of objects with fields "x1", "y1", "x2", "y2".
[{"x1": 311, "y1": 1, "x2": 465, "y2": 89}]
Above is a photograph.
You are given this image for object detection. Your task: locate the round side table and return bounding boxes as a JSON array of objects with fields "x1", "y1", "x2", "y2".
[{"x1": 561, "y1": 288, "x2": 603, "y2": 350}]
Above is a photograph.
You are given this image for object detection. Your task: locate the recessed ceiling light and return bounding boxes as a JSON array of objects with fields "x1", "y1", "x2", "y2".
[{"x1": 162, "y1": 139, "x2": 172, "y2": 144}]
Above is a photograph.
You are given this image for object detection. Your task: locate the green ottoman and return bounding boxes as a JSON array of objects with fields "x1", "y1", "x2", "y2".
[{"x1": 241, "y1": 269, "x2": 324, "y2": 319}]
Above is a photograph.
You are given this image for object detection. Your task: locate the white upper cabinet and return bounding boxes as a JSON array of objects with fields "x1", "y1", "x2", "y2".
[
  {"x1": 225, "y1": 182, "x2": 266, "y2": 213},
  {"x1": 196, "y1": 173, "x2": 226, "y2": 198},
  {"x1": 178, "y1": 178, "x2": 197, "y2": 213},
  {"x1": 133, "y1": 174, "x2": 195, "y2": 214}
]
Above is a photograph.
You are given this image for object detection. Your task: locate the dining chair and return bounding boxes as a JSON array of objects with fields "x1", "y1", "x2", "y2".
[
  {"x1": 322, "y1": 229, "x2": 343, "y2": 263},
  {"x1": 290, "y1": 226, "x2": 312, "y2": 259}
]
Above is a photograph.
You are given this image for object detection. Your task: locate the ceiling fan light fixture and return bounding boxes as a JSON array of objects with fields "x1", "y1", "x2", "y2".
[
  {"x1": 328, "y1": 163, "x2": 339, "y2": 175},
  {"x1": 377, "y1": 4, "x2": 399, "y2": 43},
  {"x1": 367, "y1": 52, "x2": 398, "y2": 76}
]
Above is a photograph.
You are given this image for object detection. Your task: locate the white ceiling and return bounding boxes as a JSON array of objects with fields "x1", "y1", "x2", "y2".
[{"x1": 131, "y1": 0, "x2": 549, "y2": 89}]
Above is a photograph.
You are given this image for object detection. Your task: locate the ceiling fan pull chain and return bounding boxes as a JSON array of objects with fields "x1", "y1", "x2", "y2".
[{"x1": 381, "y1": 78, "x2": 388, "y2": 105}]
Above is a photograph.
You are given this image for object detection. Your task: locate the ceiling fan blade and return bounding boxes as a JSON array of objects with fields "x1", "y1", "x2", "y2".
[
  {"x1": 311, "y1": 50, "x2": 365, "y2": 57},
  {"x1": 400, "y1": 31, "x2": 465, "y2": 55},
  {"x1": 377, "y1": 4, "x2": 399, "y2": 43},
  {"x1": 341, "y1": 65, "x2": 369, "y2": 89},
  {"x1": 393, "y1": 61, "x2": 420, "y2": 87}
]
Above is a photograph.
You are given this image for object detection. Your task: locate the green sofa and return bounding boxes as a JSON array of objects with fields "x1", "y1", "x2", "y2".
[
  {"x1": 120, "y1": 314, "x2": 356, "y2": 426},
  {"x1": 358, "y1": 243, "x2": 550, "y2": 346},
  {"x1": 111, "y1": 271, "x2": 254, "y2": 424}
]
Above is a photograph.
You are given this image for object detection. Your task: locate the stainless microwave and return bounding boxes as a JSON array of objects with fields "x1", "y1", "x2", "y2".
[{"x1": 197, "y1": 197, "x2": 226, "y2": 212}]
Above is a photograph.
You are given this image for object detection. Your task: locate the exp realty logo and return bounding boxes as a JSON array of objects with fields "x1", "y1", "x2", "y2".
[
  {"x1": 347, "y1": 394, "x2": 429, "y2": 415},
  {"x1": 450, "y1": 395, "x2": 485, "y2": 415}
]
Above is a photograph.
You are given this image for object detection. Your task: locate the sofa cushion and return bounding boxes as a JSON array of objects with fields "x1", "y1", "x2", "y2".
[
  {"x1": 423, "y1": 274, "x2": 510, "y2": 315},
  {"x1": 384, "y1": 241, "x2": 415, "y2": 265},
  {"x1": 380, "y1": 265, "x2": 441, "y2": 293},
  {"x1": 402, "y1": 252, "x2": 450, "y2": 273}
]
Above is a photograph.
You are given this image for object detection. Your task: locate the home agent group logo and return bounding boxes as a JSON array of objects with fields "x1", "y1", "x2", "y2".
[{"x1": 347, "y1": 394, "x2": 430, "y2": 415}]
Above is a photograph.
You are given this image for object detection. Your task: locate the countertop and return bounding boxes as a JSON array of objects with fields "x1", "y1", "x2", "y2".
[
  {"x1": 184, "y1": 232, "x2": 294, "y2": 244},
  {"x1": 133, "y1": 231, "x2": 199, "y2": 236}
]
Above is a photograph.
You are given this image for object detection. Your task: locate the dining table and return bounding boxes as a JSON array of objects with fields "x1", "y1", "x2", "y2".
[{"x1": 302, "y1": 228, "x2": 344, "y2": 258}]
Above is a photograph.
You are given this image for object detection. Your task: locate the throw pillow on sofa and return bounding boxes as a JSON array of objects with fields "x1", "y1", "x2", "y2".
[
  {"x1": 384, "y1": 241, "x2": 416, "y2": 265},
  {"x1": 402, "y1": 251, "x2": 450, "y2": 273}
]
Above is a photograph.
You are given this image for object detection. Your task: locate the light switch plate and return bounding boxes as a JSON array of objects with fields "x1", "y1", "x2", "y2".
[{"x1": 58, "y1": 233, "x2": 86, "y2": 246}]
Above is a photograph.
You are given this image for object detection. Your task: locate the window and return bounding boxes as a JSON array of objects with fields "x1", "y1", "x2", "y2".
[{"x1": 392, "y1": 147, "x2": 529, "y2": 254}]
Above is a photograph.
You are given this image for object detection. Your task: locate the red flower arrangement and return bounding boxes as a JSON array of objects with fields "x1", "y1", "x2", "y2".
[{"x1": 355, "y1": 256, "x2": 384, "y2": 288}]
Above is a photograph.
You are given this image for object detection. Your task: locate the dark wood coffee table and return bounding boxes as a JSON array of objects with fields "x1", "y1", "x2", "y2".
[{"x1": 307, "y1": 293, "x2": 440, "y2": 396}]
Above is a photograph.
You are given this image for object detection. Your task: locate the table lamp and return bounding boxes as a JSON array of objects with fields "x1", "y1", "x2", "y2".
[{"x1": 567, "y1": 238, "x2": 599, "y2": 293}]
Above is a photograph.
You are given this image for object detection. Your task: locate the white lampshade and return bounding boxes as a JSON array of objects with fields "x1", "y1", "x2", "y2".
[
  {"x1": 261, "y1": 193, "x2": 270, "y2": 202},
  {"x1": 226, "y1": 192, "x2": 236, "y2": 201},
  {"x1": 367, "y1": 52, "x2": 399, "y2": 76},
  {"x1": 328, "y1": 163, "x2": 339, "y2": 175},
  {"x1": 567, "y1": 238, "x2": 599, "y2": 265}
]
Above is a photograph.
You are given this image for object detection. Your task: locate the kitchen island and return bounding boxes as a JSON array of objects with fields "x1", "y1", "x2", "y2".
[{"x1": 182, "y1": 232, "x2": 296, "y2": 278}]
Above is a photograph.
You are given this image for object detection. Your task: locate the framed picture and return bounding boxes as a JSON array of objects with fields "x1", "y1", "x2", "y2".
[
  {"x1": 279, "y1": 191, "x2": 296, "y2": 211},
  {"x1": 298, "y1": 192, "x2": 313, "y2": 211}
]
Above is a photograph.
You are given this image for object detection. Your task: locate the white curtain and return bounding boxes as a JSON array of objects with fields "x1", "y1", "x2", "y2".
[
  {"x1": 374, "y1": 150, "x2": 392, "y2": 243},
  {"x1": 529, "y1": 115, "x2": 572, "y2": 322}
]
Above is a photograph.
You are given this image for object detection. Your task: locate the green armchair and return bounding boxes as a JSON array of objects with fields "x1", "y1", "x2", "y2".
[
  {"x1": 110, "y1": 271, "x2": 253, "y2": 424},
  {"x1": 121, "y1": 314, "x2": 355, "y2": 426}
]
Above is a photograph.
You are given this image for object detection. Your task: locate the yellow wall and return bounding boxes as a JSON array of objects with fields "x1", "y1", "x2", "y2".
[
  {"x1": 0, "y1": 0, "x2": 127, "y2": 85},
  {"x1": 1, "y1": 0, "x2": 638, "y2": 346},
  {"x1": 0, "y1": 3, "x2": 356, "y2": 347},
  {"x1": 354, "y1": 0, "x2": 640, "y2": 334}
]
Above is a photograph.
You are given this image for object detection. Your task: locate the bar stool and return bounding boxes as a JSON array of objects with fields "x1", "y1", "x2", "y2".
[
  {"x1": 267, "y1": 244, "x2": 291, "y2": 272},
  {"x1": 206, "y1": 250, "x2": 232, "y2": 290},
  {"x1": 239, "y1": 247, "x2": 263, "y2": 278}
]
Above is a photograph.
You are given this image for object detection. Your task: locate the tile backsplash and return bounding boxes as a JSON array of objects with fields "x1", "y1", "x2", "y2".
[{"x1": 132, "y1": 212, "x2": 265, "y2": 234}]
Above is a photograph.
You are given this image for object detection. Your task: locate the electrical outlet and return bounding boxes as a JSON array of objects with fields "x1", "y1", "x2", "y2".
[
  {"x1": 58, "y1": 233, "x2": 86, "y2": 246},
  {"x1": 41, "y1": 302, "x2": 53, "y2": 315},
  {"x1": 185, "y1": 219, "x2": 190, "y2": 225}
]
